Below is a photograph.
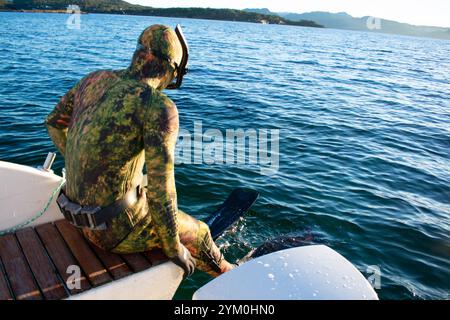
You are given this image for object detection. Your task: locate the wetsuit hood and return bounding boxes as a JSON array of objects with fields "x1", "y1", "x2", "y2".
[{"x1": 130, "y1": 24, "x2": 188, "y2": 89}]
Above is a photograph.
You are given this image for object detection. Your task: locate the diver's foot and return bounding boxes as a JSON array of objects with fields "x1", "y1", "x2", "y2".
[
  {"x1": 204, "y1": 260, "x2": 235, "y2": 277},
  {"x1": 220, "y1": 260, "x2": 236, "y2": 273}
]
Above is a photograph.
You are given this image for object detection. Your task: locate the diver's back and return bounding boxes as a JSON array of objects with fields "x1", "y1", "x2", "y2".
[{"x1": 65, "y1": 70, "x2": 150, "y2": 206}]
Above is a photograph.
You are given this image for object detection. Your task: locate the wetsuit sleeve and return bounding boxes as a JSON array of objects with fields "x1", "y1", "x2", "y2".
[
  {"x1": 45, "y1": 83, "x2": 79, "y2": 157},
  {"x1": 143, "y1": 92, "x2": 181, "y2": 258}
]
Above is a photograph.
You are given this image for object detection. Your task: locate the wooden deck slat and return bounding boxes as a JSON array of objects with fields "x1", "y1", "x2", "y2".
[
  {"x1": 54, "y1": 220, "x2": 112, "y2": 287},
  {"x1": 0, "y1": 234, "x2": 42, "y2": 300},
  {"x1": 120, "y1": 253, "x2": 151, "y2": 273},
  {"x1": 143, "y1": 249, "x2": 168, "y2": 266},
  {"x1": 16, "y1": 227, "x2": 68, "y2": 300},
  {"x1": 0, "y1": 220, "x2": 165, "y2": 301},
  {"x1": 36, "y1": 223, "x2": 90, "y2": 295},
  {"x1": 0, "y1": 260, "x2": 13, "y2": 300},
  {"x1": 89, "y1": 243, "x2": 132, "y2": 280}
]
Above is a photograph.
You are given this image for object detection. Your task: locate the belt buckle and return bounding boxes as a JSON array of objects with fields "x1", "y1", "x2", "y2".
[
  {"x1": 64, "y1": 202, "x2": 82, "y2": 227},
  {"x1": 57, "y1": 193, "x2": 70, "y2": 209},
  {"x1": 81, "y1": 206, "x2": 105, "y2": 231},
  {"x1": 56, "y1": 193, "x2": 72, "y2": 222}
]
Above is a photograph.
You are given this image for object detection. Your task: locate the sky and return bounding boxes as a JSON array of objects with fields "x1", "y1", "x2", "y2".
[{"x1": 127, "y1": 0, "x2": 450, "y2": 28}]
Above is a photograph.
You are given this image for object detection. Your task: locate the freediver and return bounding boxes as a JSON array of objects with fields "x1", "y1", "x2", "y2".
[{"x1": 46, "y1": 24, "x2": 235, "y2": 277}]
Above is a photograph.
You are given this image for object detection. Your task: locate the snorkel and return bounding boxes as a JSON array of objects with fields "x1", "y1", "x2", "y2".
[{"x1": 166, "y1": 24, "x2": 189, "y2": 89}]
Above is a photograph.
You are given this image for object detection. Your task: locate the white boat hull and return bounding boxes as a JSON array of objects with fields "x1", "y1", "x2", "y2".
[
  {"x1": 0, "y1": 161, "x2": 64, "y2": 230},
  {"x1": 194, "y1": 245, "x2": 378, "y2": 300}
]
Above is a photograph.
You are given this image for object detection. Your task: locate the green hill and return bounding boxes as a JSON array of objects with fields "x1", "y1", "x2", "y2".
[
  {"x1": 244, "y1": 8, "x2": 450, "y2": 40},
  {"x1": 282, "y1": 11, "x2": 450, "y2": 40},
  {"x1": 0, "y1": 0, "x2": 323, "y2": 28}
]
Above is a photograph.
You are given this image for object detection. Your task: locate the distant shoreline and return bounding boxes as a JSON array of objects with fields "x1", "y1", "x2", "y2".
[
  {"x1": 0, "y1": 9, "x2": 87, "y2": 14},
  {"x1": 3, "y1": 9, "x2": 449, "y2": 42},
  {"x1": 0, "y1": 8, "x2": 324, "y2": 28}
]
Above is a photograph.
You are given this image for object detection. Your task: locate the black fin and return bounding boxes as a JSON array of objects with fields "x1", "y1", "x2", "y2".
[{"x1": 205, "y1": 188, "x2": 259, "y2": 241}]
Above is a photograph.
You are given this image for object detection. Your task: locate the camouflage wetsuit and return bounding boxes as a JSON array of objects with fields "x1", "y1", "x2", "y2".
[{"x1": 46, "y1": 25, "x2": 227, "y2": 276}]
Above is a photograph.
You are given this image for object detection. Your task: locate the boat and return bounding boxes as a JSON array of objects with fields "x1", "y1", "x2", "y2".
[{"x1": 0, "y1": 153, "x2": 378, "y2": 300}]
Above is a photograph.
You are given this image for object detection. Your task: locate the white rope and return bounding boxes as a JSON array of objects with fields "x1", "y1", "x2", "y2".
[{"x1": 0, "y1": 178, "x2": 66, "y2": 236}]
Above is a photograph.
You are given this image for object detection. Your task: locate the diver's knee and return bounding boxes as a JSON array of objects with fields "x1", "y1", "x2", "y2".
[{"x1": 198, "y1": 220, "x2": 211, "y2": 238}]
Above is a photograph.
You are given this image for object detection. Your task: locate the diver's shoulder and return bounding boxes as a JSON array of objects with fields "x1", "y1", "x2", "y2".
[
  {"x1": 82, "y1": 70, "x2": 119, "y2": 82},
  {"x1": 152, "y1": 90, "x2": 176, "y2": 108},
  {"x1": 73, "y1": 70, "x2": 119, "y2": 90},
  {"x1": 137, "y1": 87, "x2": 176, "y2": 111},
  {"x1": 147, "y1": 90, "x2": 178, "y2": 131}
]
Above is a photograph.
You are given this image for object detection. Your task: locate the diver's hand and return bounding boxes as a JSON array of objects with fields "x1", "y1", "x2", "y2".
[{"x1": 171, "y1": 244, "x2": 196, "y2": 278}]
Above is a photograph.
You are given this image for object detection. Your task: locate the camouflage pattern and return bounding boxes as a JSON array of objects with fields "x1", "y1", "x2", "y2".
[
  {"x1": 46, "y1": 25, "x2": 228, "y2": 276},
  {"x1": 129, "y1": 24, "x2": 183, "y2": 88},
  {"x1": 113, "y1": 209, "x2": 226, "y2": 276}
]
